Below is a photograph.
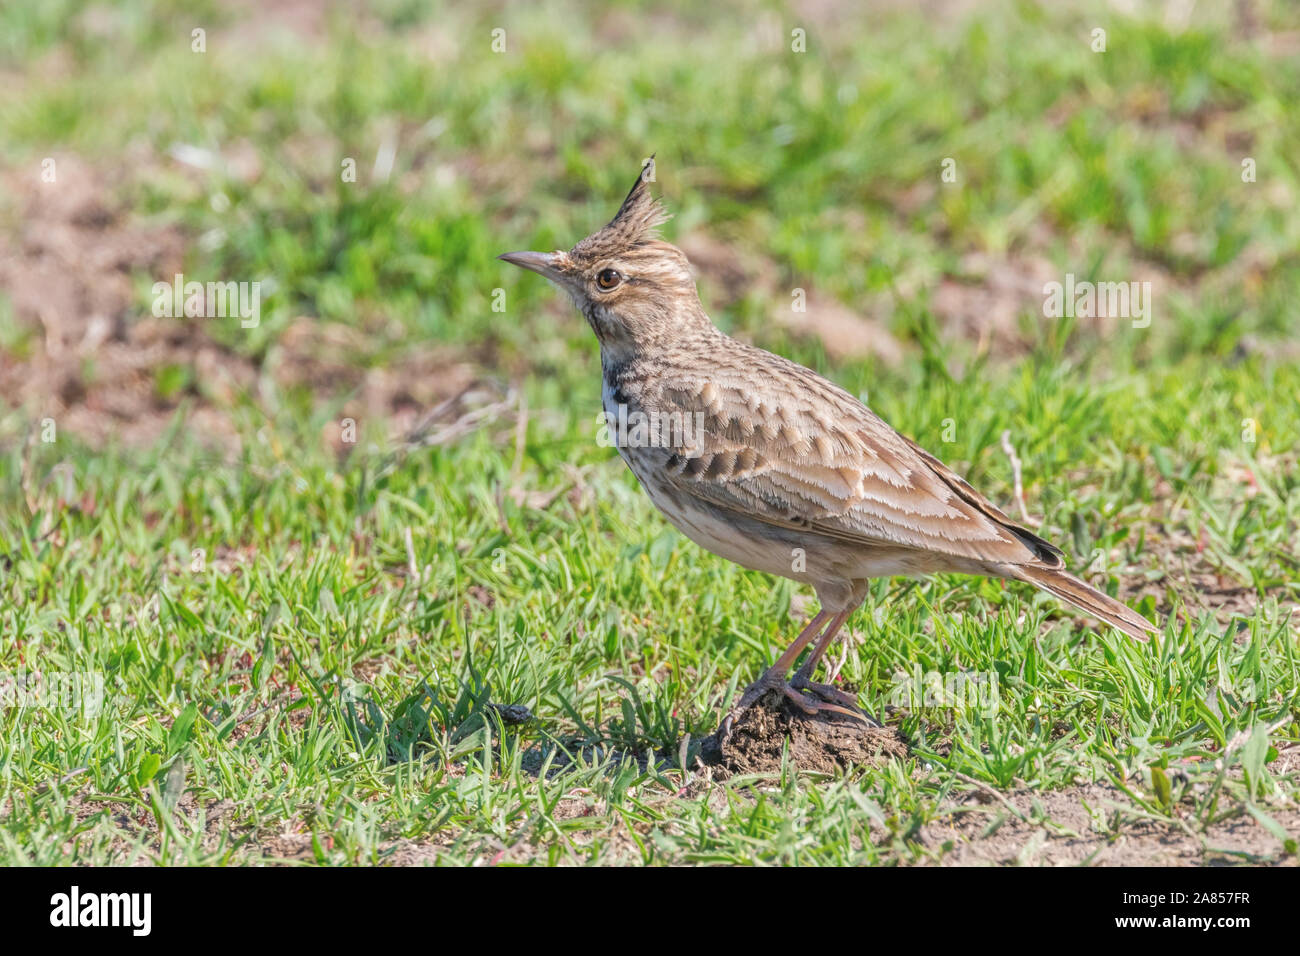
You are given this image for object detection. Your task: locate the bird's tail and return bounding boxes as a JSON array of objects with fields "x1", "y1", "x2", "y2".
[{"x1": 1005, "y1": 564, "x2": 1159, "y2": 642}]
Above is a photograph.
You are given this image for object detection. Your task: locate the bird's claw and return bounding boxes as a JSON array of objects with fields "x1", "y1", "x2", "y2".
[
  {"x1": 790, "y1": 674, "x2": 860, "y2": 710},
  {"x1": 781, "y1": 685, "x2": 876, "y2": 724},
  {"x1": 725, "y1": 669, "x2": 881, "y2": 728}
]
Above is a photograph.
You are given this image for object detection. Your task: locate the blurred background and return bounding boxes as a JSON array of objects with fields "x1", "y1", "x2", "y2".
[{"x1": 2, "y1": 0, "x2": 1297, "y2": 457}]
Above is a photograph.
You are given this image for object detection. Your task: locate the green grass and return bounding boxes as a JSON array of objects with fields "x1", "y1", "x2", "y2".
[{"x1": 0, "y1": 0, "x2": 1297, "y2": 864}]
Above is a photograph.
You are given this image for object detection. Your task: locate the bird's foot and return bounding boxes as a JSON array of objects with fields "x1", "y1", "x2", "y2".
[
  {"x1": 722, "y1": 666, "x2": 876, "y2": 738},
  {"x1": 791, "y1": 673, "x2": 882, "y2": 727},
  {"x1": 780, "y1": 685, "x2": 875, "y2": 724},
  {"x1": 789, "y1": 674, "x2": 859, "y2": 710},
  {"x1": 732, "y1": 664, "x2": 789, "y2": 714}
]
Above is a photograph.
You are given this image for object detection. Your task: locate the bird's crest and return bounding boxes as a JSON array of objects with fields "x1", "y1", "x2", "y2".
[{"x1": 573, "y1": 157, "x2": 671, "y2": 259}]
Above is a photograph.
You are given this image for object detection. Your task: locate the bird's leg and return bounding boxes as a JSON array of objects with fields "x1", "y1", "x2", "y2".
[
  {"x1": 727, "y1": 609, "x2": 871, "y2": 726},
  {"x1": 732, "y1": 610, "x2": 829, "y2": 713},
  {"x1": 780, "y1": 608, "x2": 883, "y2": 728},
  {"x1": 789, "y1": 608, "x2": 860, "y2": 709}
]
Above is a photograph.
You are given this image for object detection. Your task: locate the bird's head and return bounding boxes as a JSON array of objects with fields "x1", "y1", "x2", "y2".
[{"x1": 499, "y1": 158, "x2": 708, "y2": 356}]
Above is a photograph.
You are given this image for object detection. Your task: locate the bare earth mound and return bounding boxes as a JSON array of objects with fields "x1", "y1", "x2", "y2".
[{"x1": 698, "y1": 688, "x2": 911, "y2": 775}]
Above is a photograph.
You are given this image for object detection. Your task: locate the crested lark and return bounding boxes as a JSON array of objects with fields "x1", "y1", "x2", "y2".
[{"x1": 501, "y1": 160, "x2": 1158, "y2": 724}]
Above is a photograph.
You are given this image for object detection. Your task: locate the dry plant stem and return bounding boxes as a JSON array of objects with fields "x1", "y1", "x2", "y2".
[{"x1": 999, "y1": 428, "x2": 1032, "y2": 524}]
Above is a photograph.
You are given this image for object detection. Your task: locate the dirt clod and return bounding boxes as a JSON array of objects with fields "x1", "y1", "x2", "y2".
[{"x1": 698, "y1": 688, "x2": 910, "y2": 775}]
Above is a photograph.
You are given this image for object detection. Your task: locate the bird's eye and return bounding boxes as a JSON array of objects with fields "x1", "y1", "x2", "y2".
[{"x1": 595, "y1": 268, "x2": 623, "y2": 291}]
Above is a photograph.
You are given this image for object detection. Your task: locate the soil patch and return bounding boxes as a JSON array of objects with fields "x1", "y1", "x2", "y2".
[
  {"x1": 698, "y1": 688, "x2": 911, "y2": 775},
  {"x1": 0, "y1": 156, "x2": 483, "y2": 453},
  {"x1": 921, "y1": 782, "x2": 1299, "y2": 866},
  {"x1": 0, "y1": 156, "x2": 248, "y2": 450}
]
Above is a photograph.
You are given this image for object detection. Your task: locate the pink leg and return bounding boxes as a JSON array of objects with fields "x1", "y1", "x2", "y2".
[
  {"x1": 790, "y1": 608, "x2": 881, "y2": 727},
  {"x1": 729, "y1": 608, "x2": 873, "y2": 724},
  {"x1": 790, "y1": 609, "x2": 859, "y2": 708},
  {"x1": 733, "y1": 610, "x2": 828, "y2": 712}
]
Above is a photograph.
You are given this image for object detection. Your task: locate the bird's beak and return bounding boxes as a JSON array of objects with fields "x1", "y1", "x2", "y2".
[{"x1": 497, "y1": 250, "x2": 564, "y2": 283}]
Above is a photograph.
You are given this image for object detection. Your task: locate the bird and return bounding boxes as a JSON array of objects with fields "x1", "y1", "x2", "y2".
[{"x1": 499, "y1": 158, "x2": 1158, "y2": 725}]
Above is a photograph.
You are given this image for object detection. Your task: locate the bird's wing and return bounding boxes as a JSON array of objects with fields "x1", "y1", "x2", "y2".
[{"x1": 647, "y1": 349, "x2": 1063, "y2": 568}]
